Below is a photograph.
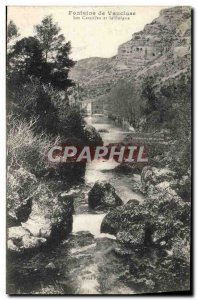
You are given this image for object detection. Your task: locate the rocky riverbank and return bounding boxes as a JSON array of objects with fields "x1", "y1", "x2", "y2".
[
  {"x1": 7, "y1": 115, "x2": 191, "y2": 295},
  {"x1": 100, "y1": 165, "x2": 191, "y2": 293},
  {"x1": 7, "y1": 124, "x2": 103, "y2": 254},
  {"x1": 7, "y1": 163, "x2": 190, "y2": 294},
  {"x1": 8, "y1": 191, "x2": 75, "y2": 253}
]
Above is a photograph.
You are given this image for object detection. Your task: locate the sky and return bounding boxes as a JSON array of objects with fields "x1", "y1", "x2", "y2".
[{"x1": 7, "y1": 6, "x2": 169, "y2": 61}]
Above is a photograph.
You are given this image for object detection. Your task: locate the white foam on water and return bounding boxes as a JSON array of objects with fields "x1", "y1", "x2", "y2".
[{"x1": 72, "y1": 214, "x2": 106, "y2": 237}]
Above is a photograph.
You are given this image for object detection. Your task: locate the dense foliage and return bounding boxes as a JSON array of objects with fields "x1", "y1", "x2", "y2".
[
  {"x1": 6, "y1": 17, "x2": 93, "y2": 227},
  {"x1": 105, "y1": 81, "x2": 143, "y2": 128}
]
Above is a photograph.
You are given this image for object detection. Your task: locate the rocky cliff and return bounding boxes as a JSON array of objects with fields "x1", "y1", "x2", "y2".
[{"x1": 69, "y1": 6, "x2": 191, "y2": 99}]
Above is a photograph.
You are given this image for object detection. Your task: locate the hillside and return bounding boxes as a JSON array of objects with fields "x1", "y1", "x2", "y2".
[
  {"x1": 69, "y1": 6, "x2": 191, "y2": 99},
  {"x1": 70, "y1": 57, "x2": 111, "y2": 82}
]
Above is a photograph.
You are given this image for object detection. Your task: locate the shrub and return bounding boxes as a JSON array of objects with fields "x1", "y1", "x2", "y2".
[
  {"x1": 7, "y1": 78, "x2": 60, "y2": 135},
  {"x1": 7, "y1": 115, "x2": 60, "y2": 175}
]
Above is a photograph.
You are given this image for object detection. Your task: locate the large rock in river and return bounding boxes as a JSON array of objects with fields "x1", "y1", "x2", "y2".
[
  {"x1": 101, "y1": 199, "x2": 140, "y2": 235},
  {"x1": 101, "y1": 194, "x2": 190, "y2": 250},
  {"x1": 83, "y1": 125, "x2": 103, "y2": 146},
  {"x1": 88, "y1": 181, "x2": 123, "y2": 210}
]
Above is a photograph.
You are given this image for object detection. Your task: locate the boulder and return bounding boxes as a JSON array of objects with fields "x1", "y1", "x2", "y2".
[
  {"x1": 101, "y1": 195, "x2": 190, "y2": 250},
  {"x1": 7, "y1": 190, "x2": 74, "y2": 253},
  {"x1": 117, "y1": 224, "x2": 146, "y2": 246},
  {"x1": 22, "y1": 215, "x2": 51, "y2": 238},
  {"x1": 8, "y1": 226, "x2": 46, "y2": 253},
  {"x1": 101, "y1": 200, "x2": 142, "y2": 237},
  {"x1": 7, "y1": 167, "x2": 36, "y2": 226},
  {"x1": 83, "y1": 125, "x2": 103, "y2": 146},
  {"x1": 21, "y1": 235, "x2": 46, "y2": 250},
  {"x1": 100, "y1": 207, "x2": 122, "y2": 235},
  {"x1": 141, "y1": 166, "x2": 176, "y2": 196},
  {"x1": 88, "y1": 181, "x2": 123, "y2": 210},
  {"x1": 48, "y1": 160, "x2": 86, "y2": 182}
]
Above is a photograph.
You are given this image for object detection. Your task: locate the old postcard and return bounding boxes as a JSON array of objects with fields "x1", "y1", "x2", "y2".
[{"x1": 7, "y1": 6, "x2": 192, "y2": 295}]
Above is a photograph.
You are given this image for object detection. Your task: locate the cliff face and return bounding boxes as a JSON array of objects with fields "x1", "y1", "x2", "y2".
[
  {"x1": 69, "y1": 6, "x2": 191, "y2": 99},
  {"x1": 117, "y1": 7, "x2": 191, "y2": 65}
]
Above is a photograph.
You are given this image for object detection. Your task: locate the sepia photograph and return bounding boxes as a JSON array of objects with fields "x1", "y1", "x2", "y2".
[{"x1": 6, "y1": 5, "x2": 192, "y2": 295}]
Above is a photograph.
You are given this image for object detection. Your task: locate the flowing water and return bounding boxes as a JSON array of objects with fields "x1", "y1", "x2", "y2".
[
  {"x1": 73, "y1": 114, "x2": 144, "y2": 235},
  {"x1": 8, "y1": 114, "x2": 145, "y2": 295}
]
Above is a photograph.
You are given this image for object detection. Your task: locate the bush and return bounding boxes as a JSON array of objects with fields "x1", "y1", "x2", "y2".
[
  {"x1": 7, "y1": 115, "x2": 59, "y2": 175},
  {"x1": 7, "y1": 78, "x2": 60, "y2": 135},
  {"x1": 7, "y1": 116, "x2": 60, "y2": 226}
]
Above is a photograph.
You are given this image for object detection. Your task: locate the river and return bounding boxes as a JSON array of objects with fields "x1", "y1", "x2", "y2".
[{"x1": 8, "y1": 114, "x2": 145, "y2": 295}]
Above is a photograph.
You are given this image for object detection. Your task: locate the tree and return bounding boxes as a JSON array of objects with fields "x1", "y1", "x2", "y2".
[
  {"x1": 106, "y1": 80, "x2": 142, "y2": 128},
  {"x1": 9, "y1": 37, "x2": 44, "y2": 78},
  {"x1": 141, "y1": 73, "x2": 191, "y2": 135},
  {"x1": 34, "y1": 15, "x2": 75, "y2": 90},
  {"x1": 160, "y1": 74, "x2": 191, "y2": 137},
  {"x1": 34, "y1": 15, "x2": 62, "y2": 62},
  {"x1": 7, "y1": 20, "x2": 20, "y2": 71},
  {"x1": 49, "y1": 41, "x2": 75, "y2": 90},
  {"x1": 141, "y1": 75, "x2": 169, "y2": 130},
  {"x1": 7, "y1": 20, "x2": 19, "y2": 43},
  {"x1": 141, "y1": 76, "x2": 158, "y2": 115}
]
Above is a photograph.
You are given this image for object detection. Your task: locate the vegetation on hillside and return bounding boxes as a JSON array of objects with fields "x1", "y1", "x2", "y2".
[{"x1": 7, "y1": 16, "x2": 99, "y2": 227}]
